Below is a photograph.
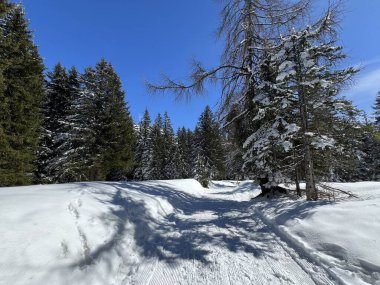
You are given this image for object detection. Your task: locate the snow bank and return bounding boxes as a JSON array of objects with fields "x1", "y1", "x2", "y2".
[{"x1": 255, "y1": 182, "x2": 380, "y2": 285}]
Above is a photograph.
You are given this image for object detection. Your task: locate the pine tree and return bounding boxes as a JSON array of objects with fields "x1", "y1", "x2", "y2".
[
  {"x1": 162, "y1": 112, "x2": 177, "y2": 179},
  {"x1": 61, "y1": 67, "x2": 82, "y2": 181},
  {"x1": 375, "y1": 91, "x2": 380, "y2": 126},
  {"x1": 79, "y1": 60, "x2": 135, "y2": 181},
  {"x1": 96, "y1": 60, "x2": 135, "y2": 180},
  {"x1": 176, "y1": 127, "x2": 191, "y2": 178},
  {"x1": 194, "y1": 106, "x2": 226, "y2": 183},
  {"x1": 195, "y1": 154, "x2": 209, "y2": 187},
  {"x1": 134, "y1": 109, "x2": 153, "y2": 180},
  {"x1": 0, "y1": 3, "x2": 45, "y2": 186},
  {"x1": 36, "y1": 64, "x2": 70, "y2": 183},
  {"x1": 150, "y1": 113, "x2": 164, "y2": 179}
]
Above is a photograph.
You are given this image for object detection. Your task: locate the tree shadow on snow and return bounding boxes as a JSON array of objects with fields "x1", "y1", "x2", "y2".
[{"x1": 66, "y1": 180, "x2": 280, "y2": 269}]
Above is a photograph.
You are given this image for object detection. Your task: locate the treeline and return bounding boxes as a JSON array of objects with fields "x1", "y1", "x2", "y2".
[{"x1": 134, "y1": 106, "x2": 225, "y2": 186}]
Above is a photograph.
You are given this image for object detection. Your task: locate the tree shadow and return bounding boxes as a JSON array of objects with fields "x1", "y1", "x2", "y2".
[{"x1": 67, "y1": 180, "x2": 277, "y2": 269}]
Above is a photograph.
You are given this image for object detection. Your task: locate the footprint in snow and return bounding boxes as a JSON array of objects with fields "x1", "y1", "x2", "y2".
[{"x1": 68, "y1": 203, "x2": 80, "y2": 219}]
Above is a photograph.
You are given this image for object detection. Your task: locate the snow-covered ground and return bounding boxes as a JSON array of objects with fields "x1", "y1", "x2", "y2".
[
  {"x1": 0, "y1": 179, "x2": 379, "y2": 284},
  {"x1": 255, "y1": 182, "x2": 380, "y2": 285}
]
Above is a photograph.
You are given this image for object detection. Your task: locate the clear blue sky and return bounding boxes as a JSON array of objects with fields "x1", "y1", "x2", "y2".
[{"x1": 13, "y1": 0, "x2": 380, "y2": 128}]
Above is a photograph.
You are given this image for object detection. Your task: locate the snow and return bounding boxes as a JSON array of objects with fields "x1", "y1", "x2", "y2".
[
  {"x1": 0, "y1": 179, "x2": 379, "y2": 284},
  {"x1": 255, "y1": 182, "x2": 380, "y2": 285}
]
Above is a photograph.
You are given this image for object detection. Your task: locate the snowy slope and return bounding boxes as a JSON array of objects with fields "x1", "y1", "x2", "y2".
[
  {"x1": 0, "y1": 179, "x2": 379, "y2": 284},
  {"x1": 255, "y1": 182, "x2": 380, "y2": 285}
]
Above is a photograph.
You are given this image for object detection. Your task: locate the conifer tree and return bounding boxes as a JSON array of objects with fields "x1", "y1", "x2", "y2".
[
  {"x1": 162, "y1": 112, "x2": 177, "y2": 179},
  {"x1": 177, "y1": 127, "x2": 191, "y2": 178},
  {"x1": 134, "y1": 109, "x2": 153, "y2": 180},
  {"x1": 61, "y1": 67, "x2": 82, "y2": 181},
  {"x1": 150, "y1": 113, "x2": 164, "y2": 179},
  {"x1": 186, "y1": 129, "x2": 195, "y2": 177},
  {"x1": 375, "y1": 91, "x2": 380, "y2": 126},
  {"x1": 195, "y1": 154, "x2": 209, "y2": 188},
  {"x1": 0, "y1": 3, "x2": 45, "y2": 186},
  {"x1": 243, "y1": 13, "x2": 357, "y2": 200},
  {"x1": 194, "y1": 106, "x2": 226, "y2": 183},
  {"x1": 80, "y1": 60, "x2": 135, "y2": 181},
  {"x1": 36, "y1": 64, "x2": 70, "y2": 183}
]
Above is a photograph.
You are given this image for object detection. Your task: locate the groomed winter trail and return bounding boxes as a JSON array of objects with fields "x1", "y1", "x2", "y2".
[{"x1": 0, "y1": 180, "x2": 342, "y2": 284}]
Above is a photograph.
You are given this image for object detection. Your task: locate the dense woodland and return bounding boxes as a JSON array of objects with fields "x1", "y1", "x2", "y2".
[{"x1": 1, "y1": 1, "x2": 380, "y2": 200}]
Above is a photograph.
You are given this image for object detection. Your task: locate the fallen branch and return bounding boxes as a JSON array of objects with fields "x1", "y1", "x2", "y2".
[{"x1": 318, "y1": 183, "x2": 359, "y2": 199}]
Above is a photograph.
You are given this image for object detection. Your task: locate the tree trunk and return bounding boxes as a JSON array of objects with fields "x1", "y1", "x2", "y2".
[
  {"x1": 295, "y1": 168, "x2": 302, "y2": 197},
  {"x1": 304, "y1": 145, "x2": 317, "y2": 200}
]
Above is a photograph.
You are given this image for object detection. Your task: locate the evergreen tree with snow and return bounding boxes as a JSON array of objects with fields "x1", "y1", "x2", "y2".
[
  {"x1": 194, "y1": 106, "x2": 226, "y2": 184},
  {"x1": 79, "y1": 60, "x2": 135, "y2": 181},
  {"x1": 162, "y1": 112, "x2": 177, "y2": 179},
  {"x1": 150, "y1": 113, "x2": 165, "y2": 179},
  {"x1": 0, "y1": 3, "x2": 45, "y2": 186},
  {"x1": 134, "y1": 109, "x2": 153, "y2": 180},
  {"x1": 243, "y1": 13, "x2": 357, "y2": 200},
  {"x1": 185, "y1": 129, "x2": 195, "y2": 177},
  {"x1": 355, "y1": 120, "x2": 380, "y2": 181},
  {"x1": 176, "y1": 127, "x2": 192, "y2": 178},
  {"x1": 375, "y1": 91, "x2": 380, "y2": 126},
  {"x1": 195, "y1": 154, "x2": 209, "y2": 188},
  {"x1": 36, "y1": 64, "x2": 71, "y2": 183}
]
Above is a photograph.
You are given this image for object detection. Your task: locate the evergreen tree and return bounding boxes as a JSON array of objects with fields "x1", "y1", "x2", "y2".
[
  {"x1": 61, "y1": 67, "x2": 82, "y2": 181},
  {"x1": 176, "y1": 127, "x2": 191, "y2": 178},
  {"x1": 375, "y1": 91, "x2": 380, "y2": 126},
  {"x1": 36, "y1": 64, "x2": 70, "y2": 183},
  {"x1": 162, "y1": 112, "x2": 176, "y2": 179},
  {"x1": 194, "y1": 106, "x2": 226, "y2": 184},
  {"x1": 355, "y1": 121, "x2": 380, "y2": 181},
  {"x1": 134, "y1": 109, "x2": 153, "y2": 180},
  {"x1": 195, "y1": 154, "x2": 209, "y2": 188},
  {"x1": 243, "y1": 14, "x2": 357, "y2": 200},
  {"x1": 150, "y1": 113, "x2": 164, "y2": 179},
  {"x1": 80, "y1": 60, "x2": 135, "y2": 181},
  {"x1": 0, "y1": 3, "x2": 45, "y2": 186}
]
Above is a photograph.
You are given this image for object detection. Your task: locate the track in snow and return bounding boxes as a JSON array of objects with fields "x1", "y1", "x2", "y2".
[{"x1": 105, "y1": 181, "x2": 338, "y2": 285}]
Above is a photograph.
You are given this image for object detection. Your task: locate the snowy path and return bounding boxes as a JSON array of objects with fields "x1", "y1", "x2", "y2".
[
  {"x1": 0, "y1": 180, "x2": 349, "y2": 284},
  {"x1": 116, "y1": 182, "x2": 336, "y2": 285}
]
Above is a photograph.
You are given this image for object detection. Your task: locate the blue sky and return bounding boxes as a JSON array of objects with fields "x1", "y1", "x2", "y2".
[{"x1": 14, "y1": 0, "x2": 380, "y2": 128}]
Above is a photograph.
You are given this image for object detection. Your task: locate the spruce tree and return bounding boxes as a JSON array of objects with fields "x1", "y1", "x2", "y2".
[
  {"x1": 0, "y1": 3, "x2": 45, "y2": 186},
  {"x1": 36, "y1": 64, "x2": 70, "y2": 183},
  {"x1": 79, "y1": 60, "x2": 135, "y2": 181},
  {"x1": 134, "y1": 109, "x2": 153, "y2": 180},
  {"x1": 150, "y1": 113, "x2": 164, "y2": 179},
  {"x1": 176, "y1": 127, "x2": 191, "y2": 178},
  {"x1": 194, "y1": 106, "x2": 226, "y2": 183},
  {"x1": 195, "y1": 154, "x2": 209, "y2": 188},
  {"x1": 375, "y1": 91, "x2": 380, "y2": 126},
  {"x1": 162, "y1": 112, "x2": 176, "y2": 179},
  {"x1": 61, "y1": 67, "x2": 82, "y2": 181}
]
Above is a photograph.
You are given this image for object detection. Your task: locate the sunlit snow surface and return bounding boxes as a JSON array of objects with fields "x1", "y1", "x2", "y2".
[{"x1": 0, "y1": 179, "x2": 379, "y2": 285}]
